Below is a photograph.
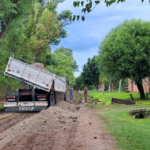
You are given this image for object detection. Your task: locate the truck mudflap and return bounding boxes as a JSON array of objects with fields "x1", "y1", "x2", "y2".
[{"x1": 4, "y1": 106, "x2": 48, "y2": 112}]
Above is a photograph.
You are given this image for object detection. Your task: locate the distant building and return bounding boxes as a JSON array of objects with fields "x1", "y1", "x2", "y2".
[
  {"x1": 128, "y1": 77, "x2": 150, "y2": 93},
  {"x1": 101, "y1": 83, "x2": 105, "y2": 91}
]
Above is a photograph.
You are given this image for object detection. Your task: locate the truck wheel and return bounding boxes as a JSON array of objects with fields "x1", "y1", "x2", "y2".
[
  {"x1": 50, "y1": 92, "x2": 55, "y2": 106},
  {"x1": 64, "y1": 92, "x2": 66, "y2": 101}
]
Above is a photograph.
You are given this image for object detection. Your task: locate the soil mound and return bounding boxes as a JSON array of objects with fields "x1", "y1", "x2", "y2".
[
  {"x1": 0, "y1": 101, "x2": 78, "y2": 149},
  {"x1": 31, "y1": 63, "x2": 49, "y2": 72},
  {"x1": 18, "y1": 103, "x2": 78, "y2": 134},
  {"x1": 56, "y1": 101, "x2": 77, "y2": 111}
]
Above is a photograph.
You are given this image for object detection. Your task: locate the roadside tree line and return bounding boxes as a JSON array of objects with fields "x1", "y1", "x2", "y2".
[
  {"x1": 74, "y1": 19, "x2": 150, "y2": 99},
  {"x1": 0, "y1": 0, "x2": 77, "y2": 99}
]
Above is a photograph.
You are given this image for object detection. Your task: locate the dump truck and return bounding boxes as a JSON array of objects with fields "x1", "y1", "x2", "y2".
[{"x1": 4, "y1": 57, "x2": 66, "y2": 112}]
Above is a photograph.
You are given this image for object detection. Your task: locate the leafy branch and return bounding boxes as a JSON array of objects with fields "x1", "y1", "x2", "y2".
[{"x1": 71, "y1": 0, "x2": 148, "y2": 21}]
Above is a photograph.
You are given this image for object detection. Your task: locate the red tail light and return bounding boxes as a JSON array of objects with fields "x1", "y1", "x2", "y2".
[
  {"x1": 39, "y1": 95, "x2": 46, "y2": 98},
  {"x1": 46, "y1": 84, "x2": 49, "y2": 87},
  {"x1": 8, "y1": 69, "x2": 10, "y2": 72},
  {"x1": 7, "y1": 96, "x2": 14, "y2": 98}
]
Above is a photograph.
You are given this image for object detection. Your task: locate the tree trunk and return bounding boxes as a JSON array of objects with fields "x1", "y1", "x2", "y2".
[
  {"x1": 111, "y1": 84, "x2": 113, "y2": 92},
  {"x1": 97, "y1": 84, "x2": 100, "y2": 91},
  {"x1": 118, "y1": 79, "x2": 122, "y2": 92},
  {"x1": 108, "y1": 77, "x2": 111, "y2": 92},
  {"x1": 136, "y1": 80, "x2": 145, "y2": 99}
]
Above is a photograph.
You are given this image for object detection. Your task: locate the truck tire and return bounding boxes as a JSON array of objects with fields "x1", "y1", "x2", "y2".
[
  {"x1": 64, "y1": 92, "x2": 66, "y2": 101},
  {"x1": 50, "y1": 92, "x2": 56, "y2": 106}
]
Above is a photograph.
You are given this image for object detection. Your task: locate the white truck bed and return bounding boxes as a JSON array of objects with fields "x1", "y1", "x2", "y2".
[{"x1": 4, "y1": 57, "x2": 66, "y2": 92}]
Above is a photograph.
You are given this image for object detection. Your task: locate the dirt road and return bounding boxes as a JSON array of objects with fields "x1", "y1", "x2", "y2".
[
  {"x1": 0, "y1": 112, "x2": 36, "y2": 134},
  {"x1": 0, "y1": 102, "x2": 118, "y2": 150},
  {"x1": 46, "y1": 106, "x2": 118, "y2": 150}
]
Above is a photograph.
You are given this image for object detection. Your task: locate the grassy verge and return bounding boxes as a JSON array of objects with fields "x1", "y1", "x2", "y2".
[
  {"x1": 86, "y1": 90, "x2": 150, "y2": 106},
  {"x1": 85, "y1": 91, "x2": 150, "y2": 149},
  {"x1": 0, "y1": 105, "x2": 4, "y2": 110},
  {"x1": 100, "y1": 105, "x2": 150, "y2": 150},
  {"x1": 86, "y1": 100, "x2": 150, "y2": 109}
]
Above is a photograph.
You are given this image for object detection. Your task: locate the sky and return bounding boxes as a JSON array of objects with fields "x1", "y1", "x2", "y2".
[{"x1": 51, "y1": 0, "x2": 150, "y2": 77}]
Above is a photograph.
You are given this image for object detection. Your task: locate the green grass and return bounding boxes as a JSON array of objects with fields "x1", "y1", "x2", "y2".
[
  {"x1": 85, "y1": 103, "x2": 125, "y2": 109},
  {"x1": 0, "y1": 105, "x2": 4, "y2": 110},
  {"x1": 85, "y1": 91, "x2": 150, "y2": 149},
  {"x1": 86, "y1": 100, "x2": 150, "y2": 110},
  {"x1": 87, "y1": 90, "x2": 149, "y2": 106},
  {"x1": 100, "y1": 105, "x2": 150, "y2": 150}
]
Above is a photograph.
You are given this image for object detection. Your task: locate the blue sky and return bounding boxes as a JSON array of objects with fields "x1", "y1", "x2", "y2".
[{"x1": 51, "y1": 0, "x2": 150, "y2": 77}]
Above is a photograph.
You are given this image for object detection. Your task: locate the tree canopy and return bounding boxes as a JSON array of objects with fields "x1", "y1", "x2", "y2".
[
  {"x1": 99, "y1": 19, "x2": 150, "y2": 99},
  {"x1": 0, "y1": 0, "x2": 72, "y2": 62},
  {"x1": 82, "y1": 56, "x2": 100, "y2": 88},
  {"x1": 48, "y1": 47, "x2": 78, "y2": 83},
  {"x1": 73, "y1": 75, "x2": 84, "y2": 90},
  {"x1": 0, "y1": 0, "x2": 73, "y2": 97},
  {"x1": 73, "y1": 55, "x2": 100, "y2": 90}
]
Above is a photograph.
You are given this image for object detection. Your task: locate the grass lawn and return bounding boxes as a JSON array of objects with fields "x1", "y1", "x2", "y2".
[
  {"x1": 0, "y1": 105, "x2": 4, "y2": 110},
  {"x1": 86, "y1": 90, "x2": 150, "y2": 106},
  {"x1": 85, "y1": 91, "x2": 150, "y2": 150},
  {"x1": 100, "y1": 105, "x2": 150, "y2": 150}
]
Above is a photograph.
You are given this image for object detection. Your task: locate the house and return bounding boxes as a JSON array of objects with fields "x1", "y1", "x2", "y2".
[{"x1": 128, "y1": 77, "x2": 150, "y2": 93}]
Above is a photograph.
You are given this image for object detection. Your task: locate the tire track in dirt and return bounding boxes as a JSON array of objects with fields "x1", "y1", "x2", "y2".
[
  {"x1": 0, "y1": 113, "x2": 36, "y2": 133},
  {"x1": 48, "y1": 105, "x2": 118, "y2": 150}
]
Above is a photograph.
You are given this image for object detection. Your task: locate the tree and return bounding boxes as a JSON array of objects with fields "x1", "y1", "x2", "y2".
[
  {"x1": 82, "y1": 56, "x2": 100, "y2": 89},
  {"x1": 47, "y1": 2, "x2": 72, "y2": 45},
  {"x1": 0, "y1": 0, "x2": 72, "y2": 98},
  {"x1": 24, "y1": 2, "x2": 72, "y2": 62},
  {"x1": 99, "y1": 19, "x2": 150, "y2": 99},
  {"x1": 74, "y1": 75, "x2": 84, "y2": 90},
  {"x1": 25, "y1": 6, "x2": 60, "y2": 62},
  {"x1": 54, "y1": 47, "x2": 78, "y2": 71},
  {"x1": 0, "y1": 1, "x2": 72, "y2": 64},
  {"x1": 48, "y1": 47, "x2": 78, "y2": 82},
  {"x1": 0, "y1": 0, "x2": 35, "y2": 40},
  {"x1": 71, "y1": 0, "x2": 148, "y2": 21},
  {"x1": 118, "y1": 79, "x2": 122, "y2": 92}
]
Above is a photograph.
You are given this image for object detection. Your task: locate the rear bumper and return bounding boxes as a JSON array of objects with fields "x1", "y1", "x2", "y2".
[{"x1": 4, "y1": 106, "x2": 48, "y2": 112}]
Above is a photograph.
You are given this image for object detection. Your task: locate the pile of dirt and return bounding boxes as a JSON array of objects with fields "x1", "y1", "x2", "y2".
[
  {"x1": 31, "y1": 63, "x2": 49, "y2": 72},
  {"x1": 17, "y1": 101, "x2": 78, "y2": 133},
  {"x1": 56, "y1": 100, "x2": 77, "y2": 111},
  {"x1": 0, "y1": 101, "x2": 78, "y2": 149}
]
